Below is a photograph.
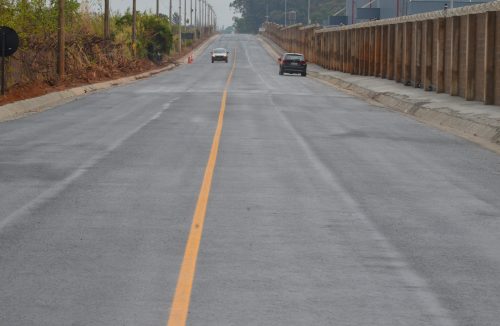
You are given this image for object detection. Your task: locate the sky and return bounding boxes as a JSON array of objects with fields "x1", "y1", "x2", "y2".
[{"x1": 83, "y1": 0, "x2": 237, "y2": 29}]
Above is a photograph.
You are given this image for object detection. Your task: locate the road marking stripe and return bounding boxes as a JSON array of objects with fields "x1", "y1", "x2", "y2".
[{"x1": 167, "y1": 49, "x2": 237, "y2": 326}]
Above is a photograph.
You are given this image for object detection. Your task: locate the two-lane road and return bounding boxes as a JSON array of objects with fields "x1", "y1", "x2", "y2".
[{"x1": 1, "y1": 34, "x2": 499, "y2": 326}]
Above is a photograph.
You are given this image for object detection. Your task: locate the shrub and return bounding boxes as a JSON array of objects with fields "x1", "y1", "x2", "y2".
[{"x1": 140, "y1": 15, "x2": 173, "y2": 62}]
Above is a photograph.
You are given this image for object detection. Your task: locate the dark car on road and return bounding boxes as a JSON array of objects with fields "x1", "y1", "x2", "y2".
[
  {"x1": 211, "y1": 48, "x2": 229, "y2": 63},
  {"x1": 278, "y1": 53, "x2": 307, "y2": 76}
]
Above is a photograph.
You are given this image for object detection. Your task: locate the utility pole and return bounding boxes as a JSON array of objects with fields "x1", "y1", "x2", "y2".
[
  {"x1": 308, "y1": 0, "x2": 311, "y2": 24},
  {"x1": 179, "y1": 0, "x2": 182, "y2": 53},
  {"x1": 169, "y1": 0, "x2": 173, "y2": 22},
  {"x1": 58, "y1": 0, "x2": 65, "y2": 79},
  {"x1": 156, "y1": 0, "x2": 159, "y2": 16},
  {"x1": 266, "y1": 1, "x2": 269, "y2": 22},
  {"x1": 208, "y1": 6, "x2": 211, "y2": 33},
  {"x1": 194, "y1": 0, "x2": 197, "y2": 39},
  {"x1": 184, "y1": 0, "x2": 187, "y2": 25},
  {"x1": 132, "y1": 0, "x2": 137, "y2": 50},
  {"x1": 104, "y1": 0, "x2": 110, "y2": 39},
  {"x1": 190, "y1": 0, "x2": 193, "y2": 27},
  {"x1": 201, "y1": 0, "x2": 203, "y2": 31},
  {"x1": 285, "y1": 0, "x2": 287, "y2": 26}
]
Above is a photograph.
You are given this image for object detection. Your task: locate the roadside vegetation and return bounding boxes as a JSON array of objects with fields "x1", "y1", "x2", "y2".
[{"x1": 0, "y1": 0, "x2": 200, "y2": 104}]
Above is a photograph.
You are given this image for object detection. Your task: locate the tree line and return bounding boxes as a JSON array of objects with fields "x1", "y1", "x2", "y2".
[{"x1": 230, "y1": 0, "x2": 344, "y2": 33}]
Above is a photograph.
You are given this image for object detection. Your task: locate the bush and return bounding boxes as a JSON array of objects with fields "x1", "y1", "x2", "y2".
[{"x1": 140, "y1": 15, "x2": 173, "y2": 62}]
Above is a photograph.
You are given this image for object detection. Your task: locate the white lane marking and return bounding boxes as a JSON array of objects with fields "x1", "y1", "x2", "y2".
[
  {"x1": 0, "y1": 99, "x2": 178, "y2": 234},
  {"x1": 268, "y1": 95, "x2": 457, "y2": 326},
  {"x1": 241, "y1": 39, "x2": 274, "y2": 90}
]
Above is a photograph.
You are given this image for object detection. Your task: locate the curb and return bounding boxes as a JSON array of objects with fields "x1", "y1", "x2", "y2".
[
  {"x1": 0, "y1": 34, "x2": 219, "y2": 123},
  {"x1": 258, "y1": 35, "x2": 500, "y2": 154}
]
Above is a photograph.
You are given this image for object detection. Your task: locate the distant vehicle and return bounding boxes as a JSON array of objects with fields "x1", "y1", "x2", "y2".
[
  {"x1": 278, "y1": 53, "x2": 307, "y2": 76},
  {"x1": 211, "y1": 48, "x2": 229, "y2": 63}
]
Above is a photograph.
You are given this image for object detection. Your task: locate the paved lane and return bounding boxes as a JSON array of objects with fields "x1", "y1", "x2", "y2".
[{"x1": 1, "y1": 34, "x2": 499, "y2": 326}]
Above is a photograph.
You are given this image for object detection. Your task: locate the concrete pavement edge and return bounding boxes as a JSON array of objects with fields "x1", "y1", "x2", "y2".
[
  {"x1": 258, "y1": 35, "x2": 500, "y2": 155},
  {"x1": 0, "y1": 34, "x2": 220, "y2": 123}
]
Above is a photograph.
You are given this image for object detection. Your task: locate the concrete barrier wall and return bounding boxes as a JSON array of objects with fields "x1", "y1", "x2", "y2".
[{"x1": 263, "y1": 1, "x2": 500, "y2": 105}]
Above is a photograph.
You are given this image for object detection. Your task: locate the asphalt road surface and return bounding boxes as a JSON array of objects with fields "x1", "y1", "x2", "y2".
[{"x1": 1, "y1": 34, "x2": 500, "y2": 326}]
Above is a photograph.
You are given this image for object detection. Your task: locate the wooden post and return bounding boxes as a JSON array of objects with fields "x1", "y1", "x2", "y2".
[
  {"x1": 422, "y1": 20, "x2": 433, "y2": 91},
  {"x1": 450, "y1": 16, "x2": 460, "y2": 95},
  {"x1": 360, "y1": 28, "x2": 364, "y2": 75},
  {"x1": 364, "y1": 28, "x2": 369, "y2": 76},
  {"x1": 387, "y1": 24, "x2": 395, "y2": 80},
  {"x1": 352, "y1": 29, "x2": 358, "y2": 75},
  {"x1": 375, "y1": 26, "x2": 381, "y2": 77},
  {"x1": 341, "y1": 30, "x2": 346, "y2": 72},
  {"x1": 484, "y1": 11, "x2": 496, "y2": 104},
  {"x1": 413, "y1": 21, "x2": 422, "y2": 88},
  {"x1": 347, "y1": 30, "x2": 352, "y2": 73},
  {"x1": 465, "y1": 14, "x2": 476, "y2": 100},
  {"x1": 334, "y1": 31, "x2": 342, "y2": 71},
  {"x1": 403, "y1": 22, "x2": 412, "y2": 85},
  {"x1": 57, "y1": 0, "x2": 65, "y2": 79},
  {"x1": 329, "y1": 32, "x2": 333, "y2": 69},
  {"x1": 381, "y1": 25, "x2": 388, "y2": 78},
  {"x1": 436, "y1": 18, "x2": 445, "y2": 93},
  {"x1": 395, "y1": 23, "x2": 403, "y2": 83},
  {"x1": 368, "y1": 27, "x2": 374, "y2": 76}
]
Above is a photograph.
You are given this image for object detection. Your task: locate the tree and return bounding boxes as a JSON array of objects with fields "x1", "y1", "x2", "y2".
[{"x1": 230, "y1": 0, "x2": 344, "y2": 33}]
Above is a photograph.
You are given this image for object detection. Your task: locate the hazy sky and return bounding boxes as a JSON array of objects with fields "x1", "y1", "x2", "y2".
[{"x1": 84, "y1": 0, "x2": 236, "y2": 29}]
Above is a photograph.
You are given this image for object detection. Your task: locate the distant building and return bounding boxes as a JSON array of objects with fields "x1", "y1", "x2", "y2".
[{"x1": 343, "y1": 0, "x2": 490, "y2": 25}]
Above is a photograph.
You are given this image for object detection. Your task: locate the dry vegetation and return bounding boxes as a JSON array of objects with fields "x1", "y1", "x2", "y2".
[{"x1": 0, "y1": 0, "x2": 201, "y2": 105}]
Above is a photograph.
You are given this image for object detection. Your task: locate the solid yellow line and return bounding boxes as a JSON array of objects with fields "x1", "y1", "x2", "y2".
[{"x1": 167, "y1": 49, "x2": 237, "y2": 326}]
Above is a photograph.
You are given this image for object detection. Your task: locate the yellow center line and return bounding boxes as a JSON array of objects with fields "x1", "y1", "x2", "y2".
[{"x1": 166, "y1": 49, "x2": 237, "y2": 326}]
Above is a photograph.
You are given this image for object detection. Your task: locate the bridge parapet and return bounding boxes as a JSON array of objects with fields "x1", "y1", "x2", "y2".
[{"x1": 263, "y1": 2, "x2": 500, "y2": 105}]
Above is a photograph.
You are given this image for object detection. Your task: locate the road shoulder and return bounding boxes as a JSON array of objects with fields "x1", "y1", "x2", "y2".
[{"x1": 0, "y1": 34, "x2": 219, "y2": 123}]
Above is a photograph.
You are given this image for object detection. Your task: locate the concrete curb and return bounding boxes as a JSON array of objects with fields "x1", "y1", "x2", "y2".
[
  {"x1": 0, "y1": 34, "x2": 219, "y2": 123},
  {"x1": 258, "y1": 35, "x2": 500, "y2": 154}
]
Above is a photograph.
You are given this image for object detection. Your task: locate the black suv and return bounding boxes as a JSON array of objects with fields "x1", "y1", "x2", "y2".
[{"x1": 278, "y1": 53, "x2": 307, "y2": 76}]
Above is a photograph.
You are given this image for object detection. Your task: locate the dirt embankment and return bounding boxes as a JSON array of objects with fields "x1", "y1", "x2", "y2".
[{"x1": 1, "y1": 35, "x2": 209, "y2": 107}]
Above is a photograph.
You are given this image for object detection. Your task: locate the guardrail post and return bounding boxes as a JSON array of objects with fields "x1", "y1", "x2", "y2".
[
  {"x1": 422, "y1": 20, "x2": 433, "y2": 91},
  {"x1": 484, "y1": 11, "x2": 496, "y2": 104},
  {"x1": 436, "y1": 17, "x2": 446, "y2": 93},
  {"x1": 387, "y1": 24, "x2": 395, "y2": 80},
  {"x1": 465, "y1": 14, "x2": 476, "y2": 100}
]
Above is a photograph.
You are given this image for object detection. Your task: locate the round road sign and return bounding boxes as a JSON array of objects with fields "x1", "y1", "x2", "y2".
[{"x1": 0, "y1": 26, "x2": 19, "y2": 57}]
